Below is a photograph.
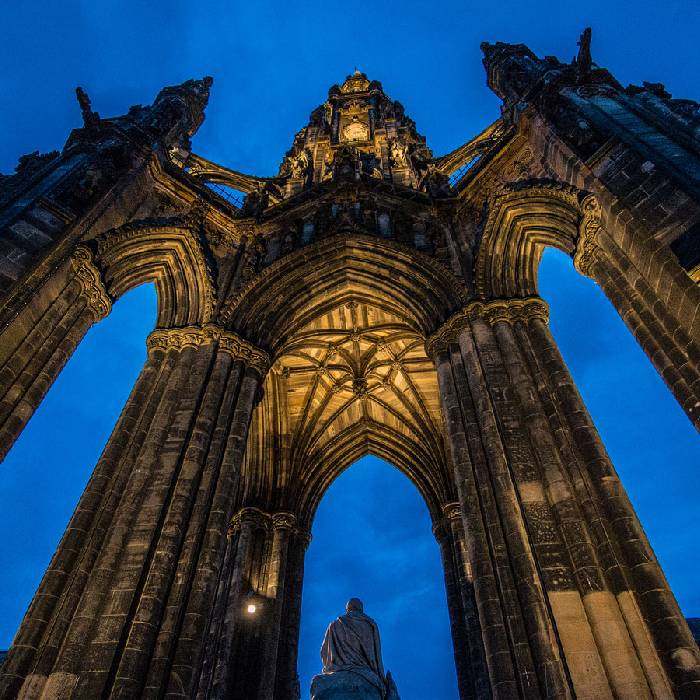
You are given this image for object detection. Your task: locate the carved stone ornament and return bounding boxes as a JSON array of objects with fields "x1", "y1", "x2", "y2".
[
  {"x1": 573, "y1": 194, "x2": 603, "y2": 278},
  {"x1": 442, "y1": 501, "x2": 461, "y2": 520},
  {"x1": 228, "y1": 506, "x2": 271, "y2": 536},
  {"x1": 426, "y1": 296, "x2": 549, "y2": 357},
  {"x1": 147, "y1": 324, "x2": 270, "y2": 374},
  {"x1": 272, "y1": 512, "x2": 298, "y2": 530},
  {"x1": 227, "y1": 507, "x2": 310, "y2": 545},
  {"x1": 71, "y1": 245, "x2": 112, "y2": 320}
]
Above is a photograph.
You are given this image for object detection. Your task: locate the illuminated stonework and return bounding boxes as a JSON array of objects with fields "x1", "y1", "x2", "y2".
[{"x1": 1, "y1": 29, "x2": 699, "y2": 700}]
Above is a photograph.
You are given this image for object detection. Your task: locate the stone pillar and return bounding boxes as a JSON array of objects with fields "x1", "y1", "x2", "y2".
[
  {"x1": 433, "y1": 502, "x2": 489, "y2": 699},
  {"x1": 429, "y1": 294, "x2": 699, "y2": 699},
  {"x1": 0, "y1": 245, "x2": 112, "y2": 463},
  {"x1": 196, "y1": 507, "x2": 310, "y2": 700},
  {"x1": 574, "y1": 196, "x2": 700, "y2": 430},
  {"x1": 206, "y1": 506, "x2": 270, "y2": 700},
  {"x1": 273, "y1": 528, "x2": 309, "y2": 700},
  {"x1": 526, "y1": 310, "x2": 699, "y2": 698},
  {"x1": 0, "y1": 324, "x2": 269, "y2": 700},
  {"x1": 430, "y1": 305, "x2": 573, "y2": 700},
  {"x1": 257, "y1": 512, "x2": 297, "y2": 700}
]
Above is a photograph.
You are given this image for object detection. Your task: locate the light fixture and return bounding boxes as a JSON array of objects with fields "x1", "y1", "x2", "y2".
[{"x1": 245, "y1": 590, "x2": 259, "y2": 615}]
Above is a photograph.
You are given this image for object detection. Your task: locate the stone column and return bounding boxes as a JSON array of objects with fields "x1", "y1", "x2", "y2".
[
  {"x1": 206, "y1": 506, "x2": 270, "y2": 700},
  {"x1": 0, "y1": 324, "x2": 269, "y2": 700},
  {"x1": 429, "y1": 294, "x2": 699, "y2": 698},
  {"x1": 526, "y1": 310, "x2": 700, "y2": 698},
  {"x1": 0, "y1": 335, "x2": 164, "y2": 699},
  {"x1": 197, "y1": 507, "x2": 310, "y2": 700},
  {"x1": 429, "y1": 306, "x2": 573, "y2": 700},
  {"x1": 273, "y1": 527, "x2": 310, "y2": 700},
  {"x1": 0, "y1": 245, "x2": 112, "y2": 463},
  {"x1": 257, "y1": 512, "x2": 297, "y2": 700},
  {"x1": 434, "y1": 503, "x2": 489, "y2": 699},
  {"x1": 431, "y1": 347, "x2": 534, "y2": 698},
  {"x1": 574, "y1": 196, "x2": 700, "y2": 430}
]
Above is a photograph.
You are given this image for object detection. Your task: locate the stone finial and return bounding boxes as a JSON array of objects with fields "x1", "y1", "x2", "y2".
[
  {"x1": 574, "y1": 27, "x2": 593, "y2": 76},
  {"x1": 75, "y1": 87, "x2": 101, "y2": 129}
]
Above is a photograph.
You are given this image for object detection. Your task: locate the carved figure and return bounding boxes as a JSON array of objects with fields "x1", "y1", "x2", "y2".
[
  {"x1": 310, "y1": 598, "x2": 400, "y2": 700},
  {"x1": 389, "y1": 141, "x2": 408, "y2": 168},
  {"x1": 290, "y1": 149, "x2": 311, "y2": 179}
]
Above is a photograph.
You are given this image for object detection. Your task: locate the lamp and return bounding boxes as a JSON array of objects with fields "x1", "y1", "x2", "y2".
[{"x1": 245, "y1": 590, "x2": 259, "y2": 615}]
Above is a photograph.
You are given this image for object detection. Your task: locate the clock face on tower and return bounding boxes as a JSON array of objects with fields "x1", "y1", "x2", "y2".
[{"x1": 342, "y1": 120, "x2": 369, "y2": 142}]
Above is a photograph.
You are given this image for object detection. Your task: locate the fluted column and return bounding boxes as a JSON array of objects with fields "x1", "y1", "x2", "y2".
[
  {"x1": 0, "y1": 246, "x2": 112, "y2": 462},
  {"x1": 429, "y1": 293, "x2": 698, "y2": 698},
  {"x1": 0, "y1": 324, "x2": 269, "y2": 700},
  {"x1": 433, "y1": 502, "x2": 489, "y2": 699},
  {"x1": 257, "y1": 512, "x2": 297, "y2": 700},
  {"x1": 526, "y1": 311, "x2": 699, "y2": 698},
  {"x1": 431, "y1": 345, "x2": 531, "y2": 698},
  {"x1": 196, "y1": 507, "x2": 310, "y2": 700},
  {"x1": 207, "y1": 506, "x2": 270, "y2": 700},
  {"x1": 0, "y1": 336, "x2": 164, "y2": 699},
  {"x1": 574, "y1": 196, "x2": 700, "y2": 430},
  {"x1": 273, "y1": 527, "x2": 310, "y2": 700}
]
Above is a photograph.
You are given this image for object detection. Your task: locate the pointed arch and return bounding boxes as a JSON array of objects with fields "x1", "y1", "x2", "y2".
[
  {"x1": 474, "y1": 181, "x2": 585, "y2": 299},
  {"x1": 222, "y1": 234, "x2": 469, "y2": 351},
  {"x1": 92, "y1": 220, "x2": 217, "y2": 327}
]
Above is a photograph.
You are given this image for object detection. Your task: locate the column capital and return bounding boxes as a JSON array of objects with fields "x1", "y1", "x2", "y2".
[
  {"x1": 432, "y1": 501, "x2": 463, "y2": 541},
  {"x1": 147, "y1": 324, "x2": 270, "y2": 375},
  {"x1": 573, "y1": 194, "x2": 603, "y2": 278},
  {"x1": 228, "y1": 506, "x2": 270, "y2": 536},
  {"x1": 71, "y1": 245, "x2": 112, "y2": 320},
  {"x1": 271, "y1": 511, "x2": 297, "y2": 531},
  {"x1": 426, "y1": 296, "x2": 549, "y2": 357}
]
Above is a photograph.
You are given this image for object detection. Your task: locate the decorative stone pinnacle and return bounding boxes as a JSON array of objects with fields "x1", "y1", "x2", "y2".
[
  {"x1": 426, "y1": 296, "x2": 549, "y2": 357},
  {"x1": 147, "y1": 324, "x2": 270, "y2": 375},
  {"x1": 71, "y1": 245, "x2": 112, "y2": 320}
]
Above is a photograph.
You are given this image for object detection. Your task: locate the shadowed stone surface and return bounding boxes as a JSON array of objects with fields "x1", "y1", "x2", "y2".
[{"x1": 0, "y1": 28, "x2": 699, "y2": 700}]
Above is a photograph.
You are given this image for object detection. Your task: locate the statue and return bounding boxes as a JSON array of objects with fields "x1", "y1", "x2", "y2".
[{"x1": 310, "y1": 598, "x2": 400, "y2": 700}]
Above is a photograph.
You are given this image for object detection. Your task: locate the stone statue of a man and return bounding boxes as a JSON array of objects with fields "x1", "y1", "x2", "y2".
[{"x1": 310, "y1": 598, "x2": 400, "y2": 700}]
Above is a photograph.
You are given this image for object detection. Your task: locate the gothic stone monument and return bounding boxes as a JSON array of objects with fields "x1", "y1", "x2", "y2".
[{"x1": 1, "y1": 29, "x2": 699, "y2": 699}]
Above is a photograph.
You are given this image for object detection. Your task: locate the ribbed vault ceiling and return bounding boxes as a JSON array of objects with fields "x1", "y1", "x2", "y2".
[{"x1": 247, "y1": 298, "x2": 450, "y2": 521}]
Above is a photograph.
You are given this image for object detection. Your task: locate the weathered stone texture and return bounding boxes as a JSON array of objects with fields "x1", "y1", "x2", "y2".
[{"x1": 1, "y1": 32, "x2": 699, "y2": 699}]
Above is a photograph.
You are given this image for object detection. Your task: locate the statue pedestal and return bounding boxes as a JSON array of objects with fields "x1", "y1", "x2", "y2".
[{"x1": 310, "y1": 670, "x2": 384, "y2": 700}]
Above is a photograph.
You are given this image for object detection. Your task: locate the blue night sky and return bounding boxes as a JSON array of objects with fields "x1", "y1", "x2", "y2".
[{"x1": 1, "y1": 2, "x2": 699, "y2": 698}]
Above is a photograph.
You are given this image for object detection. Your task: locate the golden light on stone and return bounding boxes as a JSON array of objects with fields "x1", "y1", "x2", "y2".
[{"x1": 1, "y1": 33, "x2": 699, "y2": 700}]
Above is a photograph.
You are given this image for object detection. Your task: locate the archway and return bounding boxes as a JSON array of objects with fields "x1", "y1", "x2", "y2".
[{"x1": 298, "y1": 455, "x2": 459, "y2": 699}]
